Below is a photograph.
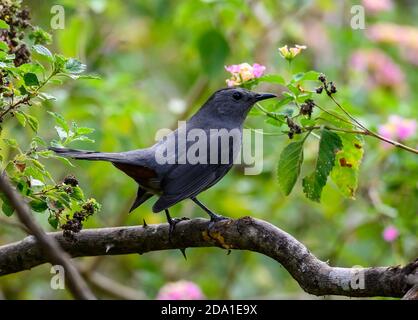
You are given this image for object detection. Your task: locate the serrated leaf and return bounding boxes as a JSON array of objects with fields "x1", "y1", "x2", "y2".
[
  {"x1": 32, "y1": 44, "x2": 53, "y2": 60},
  {"x1": 32, "y1": 136, "x2": 47, "y2": 146},
  {"x1": 38, "y1": 92, "x2": 56, "y2": 101},
  {"x1": 3, "y1": 138, "x2": 18, "y2": 149},
  {"x1": 278, "y1": 138, "x2": 306, "y2": 195},
  {"x1": 64, "y1": 58, "x2": 86, "y2": 74},
  {"x1": 47, "y1": 111, "x2": 69, "y2": 132},
  {"x1": 15, "y1": 111, "x2": 27, "y2": 127},
  {"x1": 70, "y1": 186, "x2": 85, "y2": 201},
  {"x1": 24, "y1": 73, "x2": 40, "y2": 86},
  {"x1": 29, "y1": 199, "x2": 48, "y2": 212},
  {"x1": 55, "y1": 156, "x2": 74, "y2": 167},
  {"x1": 55, "y1": 126, "x2": 68, "y2": 140},
  {"x1": 302, "y1": 128, "x2": 343, "y2": 202},
  {"x1": 26, "y1": 114, "x2": 39, "y2": 132},
  {"x1": 331, "y1": 133, "x2": 364, "y2": 199}
]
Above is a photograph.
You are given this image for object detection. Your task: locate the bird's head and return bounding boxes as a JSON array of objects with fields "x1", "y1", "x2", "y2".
[{"x1": 201, "y1": 87, "x2": 276, "y2": 123}]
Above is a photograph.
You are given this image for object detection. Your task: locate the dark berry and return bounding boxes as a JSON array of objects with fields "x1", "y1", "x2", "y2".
[{"x1": 63, "y1": 175, "x2": 78, "y2": 186}]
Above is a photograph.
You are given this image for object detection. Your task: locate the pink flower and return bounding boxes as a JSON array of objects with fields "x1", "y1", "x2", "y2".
[
  {"x1": 225, "y1": 64, "x2": 241, "y2": 73},
  {"x1": 362, "y1": 0, "x2": 392, "y2": 14},
  {"x1": 349, "y1": 49, "x2": 405, "y2": 93},
  {"x1": 224, "y1": 62, "x2": 266, "y2": 87},
  {"x1": 382, "y1": 225, "x2": 399, "y2": 242},
  {"x1": 252, "y1": 63, "x2": 266, "y2": 78},
  {"x1": 378, "y1": 115, "x2": 416, "y2": 145},
  {"x1": 156, "y1": 280, "x2": 205, "y2": 300},
  {"x1": 366, "y1": 23, "x2": 418, "y2": 66}
]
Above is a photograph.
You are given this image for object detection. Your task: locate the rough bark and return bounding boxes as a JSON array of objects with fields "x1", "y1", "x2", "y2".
[{"x1": 0, "y1": 217, "x2": 416, "y2": 298}]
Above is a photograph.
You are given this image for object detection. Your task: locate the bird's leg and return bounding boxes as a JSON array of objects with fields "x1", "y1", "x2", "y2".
[
  {"x1": 164, "y1": 209, "x2": 189, "y2": 242},
  {"x1": 191, "y1": 197, "x2": 227, "y2": 223}
]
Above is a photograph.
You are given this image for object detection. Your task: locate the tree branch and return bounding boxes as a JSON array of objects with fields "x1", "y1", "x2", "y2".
[
  {"x1": 0, "y1": 217, "x2": 416, "y2": 298},
  {"x1": 0, "y1": 174, "x2": 96, "y2": 300}
]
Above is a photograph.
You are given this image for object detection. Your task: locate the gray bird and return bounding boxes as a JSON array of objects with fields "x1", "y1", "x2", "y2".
[{"x1": 51, "y1": 87, "x2": 275, "y2": 232}]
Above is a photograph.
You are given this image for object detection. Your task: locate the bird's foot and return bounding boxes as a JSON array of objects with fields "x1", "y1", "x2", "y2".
[
  {"x1": 207, "y1": 212, "x2": 228, "y2": 230},
  {"x1": 167, "y1": 216, "x2": 190, "y2": 242}
]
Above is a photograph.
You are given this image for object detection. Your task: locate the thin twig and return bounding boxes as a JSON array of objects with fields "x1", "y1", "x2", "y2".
[
  {"x1": 327, "y1": 95, "x2": 418, "y2": 154},
  {"x1": 0, "y1": 174, "x2": 96, "y2": 300}
]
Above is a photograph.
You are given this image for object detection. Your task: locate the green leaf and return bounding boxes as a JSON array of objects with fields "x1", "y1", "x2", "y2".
[
  {"x1": 292, "y1": 71, "x2": 321, "y2": 83},
  {"x1": 258, "y1": 74, "x2": 285, "y2": 85},
  {"x1": 2, "y1": 202, "x2": 14, "y2": 216},
  {"x1": 302, "y1": 128, "x2": 343, "y2": 202},
  {"x1": 331, "y1": 133, "x2": 364, "y2": 199},
  {"x1": 47, "y1": 111, "x2": 69, "y2": 132},
  {"x1": 53, "y1": 54, "x2": 67, "y2": 71},
  {"x1": 64, "y1": 58, "x2": 86, "y2": 74},
  {"x1": 0, "y1": 41, "x2": 8, "y2": 51},
  {"x1": 32, "y1": 44, "x2": 53, "y2": 60},
  {"x1": 77, "y1": 74, "x2": 101, "y2": 80},
  {"x1": 70, "y1": 186, "x2": 85, "y2": 201},
  {"x1": 0, "y1": 20, "x2": 9, "y2": 30},
  {"x1": 55, "y1": 156, "x2": 74, "y2": 167},
  {"x1": 265, "y1": 117, "x2": 283, "y2": 128},
  {"x1": 48, "y1": 214, "x2": 59, "y2": 229},
  {"x1": 278, "y1": 138, "x2": 306, "y2": 195},
  {"x1": 38, "y1": 92, "x2": 56, "y2": 101},
  {"x1": 275, "y1": 96, "x2": 293, "y2": 108},
  {"x1": 24, "y1": 73, "x2": 40, "y2": 86},
  {"x1": 15, "y1": 111, "x2": 27, "y2": 127},
  {"x1": 3, "y1": 138, "x2": 18, "y2": 149},
  {"x1": 76, "y1": 127, "x2": 95, "y2": 135},
  {"x1": 55, "y1": 126, "x2": 68, "y2": 140},
  {"x1": 18, "y1": 62, "x2": 45, "y2": 74},
  {"x1": 0, "y1": 193, "x2": 14, "y2": 216},
  {"x1": 197, "y1": 29, "x2": 230, "y2": 77},
  {"x1": 300, "y1": 118, "x2": 316, "y2": 127},
  {"x1": 292, "y1": 72, "x2": 305, "y2": 82},
  {"x1": 72, "y1": 136, "x2": 94, "y2": 144},
  {"x1": 29, "y1": 199, "x2": 48, "y2": 212},
  {"x1": 26, "y1": 114, "x2": 39, "y2": 132}
]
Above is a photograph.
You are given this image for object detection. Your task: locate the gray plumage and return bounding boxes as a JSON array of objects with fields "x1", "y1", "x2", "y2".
[{"x1": 50, "y1": 87, "x2": 275, "y2": 217}]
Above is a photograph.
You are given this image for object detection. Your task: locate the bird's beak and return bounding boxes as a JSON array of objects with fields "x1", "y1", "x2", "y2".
[{"x1": 254, "y1": 93, "x2": 276, "y2": 101}]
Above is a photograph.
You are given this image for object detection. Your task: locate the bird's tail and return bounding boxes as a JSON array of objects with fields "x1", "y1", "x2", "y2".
[{"x1": 49, "y1": 147, "x2": 127, "y2": 162}]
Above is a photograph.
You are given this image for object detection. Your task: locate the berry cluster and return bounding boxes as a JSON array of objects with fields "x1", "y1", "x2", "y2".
[
  {"x1": 316, "y1": 73, "x2": 337, "y2": 96},
  {"x1": 61, "y1": 199, "x2": 99, "y2": 242},
  {"x1": 286, "y1": 117, "x2": 302, "y2": 139},
  {"x1": 0, "y1": 0, "x2": 32, "y2": 66}
]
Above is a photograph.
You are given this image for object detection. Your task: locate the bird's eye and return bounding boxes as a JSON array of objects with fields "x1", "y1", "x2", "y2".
[{"x1": 232, "y1": 92, "x2": 242, "y2": 100}]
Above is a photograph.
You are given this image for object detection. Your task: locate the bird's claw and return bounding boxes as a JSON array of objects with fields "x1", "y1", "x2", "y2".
[
  {"x1": 208, "y1": 213, "x2": 228, "y2": 230},
  {"x1": 167, "y1": 217, "x2": 189, "y2": 242}
]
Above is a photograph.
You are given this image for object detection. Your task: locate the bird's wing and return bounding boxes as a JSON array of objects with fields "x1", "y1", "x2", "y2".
[{"x1": 152, "y1": 163, "x2": 232, "y2": 213}]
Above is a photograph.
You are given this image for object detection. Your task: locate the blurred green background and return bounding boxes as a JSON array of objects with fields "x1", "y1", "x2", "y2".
[{"x1": 0, "y1": 0, "x2": 417, "y2": 299}]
